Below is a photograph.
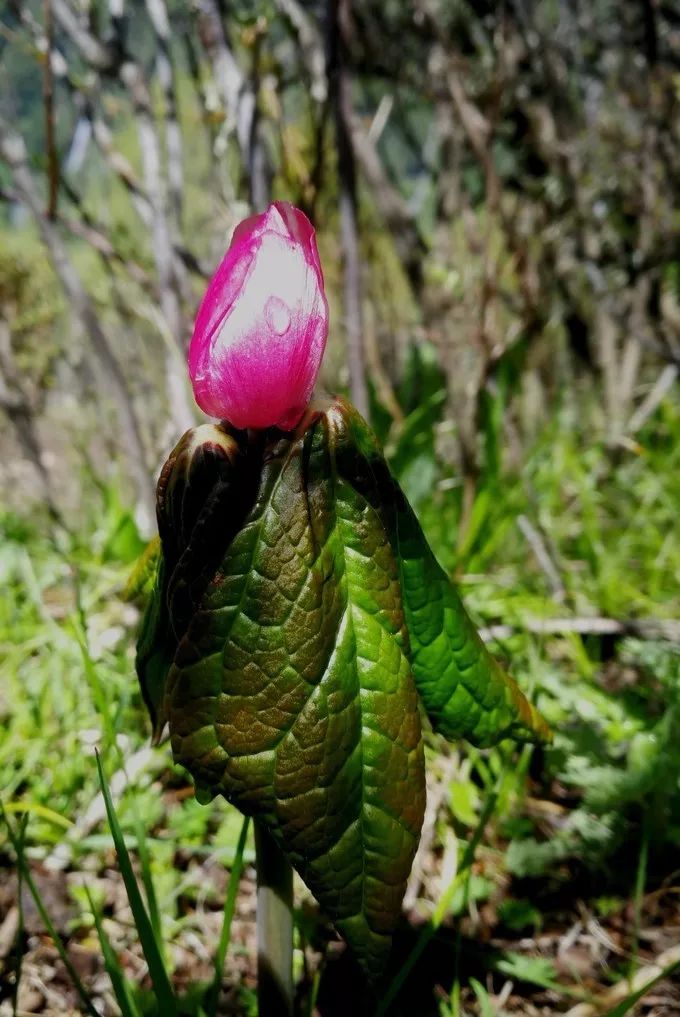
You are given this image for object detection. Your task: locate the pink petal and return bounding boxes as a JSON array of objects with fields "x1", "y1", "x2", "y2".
[{"x1": 188, "y1": 202, "x2": 329, "y2": 430}]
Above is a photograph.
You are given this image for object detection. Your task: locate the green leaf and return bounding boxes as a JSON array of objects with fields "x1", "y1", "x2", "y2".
[
  {"x1": 123, "y1": 536, "x2": 161, "y2": 603},
  {"x1": 495, "y1": 952, "x2": 562, "y2": 991},
  {"x1": 135, "y1": 423, "x2": 255, "y2": 741},
  {"x1": 142, "y1": 410, "x2": 426, "y2": 980},
  {"x1": 337, "y1": 400, "x2": 550, "y2": 747},
  {"x1": 137, "y1": 398, "x2": 547, "y2": 978},
  {"x1": 449, "y1": 779, "x2": 480, "y2": 827},
  {"x1": 85, "y1": 886, "x2": 141, "y2": 1017},
  {"x1": 497, "y1": 897, "x2": 542, "y2": 932},
  {"x1": 130, "y1": 807, "x2": 163, "y2": 959},
  {"x1": 95, "y1": 752, "x2": 178, "y2": 1016},
  {"x1": 469, "y1": 978, "x2": 497, "y2": 1017}
]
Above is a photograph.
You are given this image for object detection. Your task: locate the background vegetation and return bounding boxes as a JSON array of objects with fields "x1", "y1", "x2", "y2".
[{"x1": 0, "y1": 1, "x2": 679, "y2": 1014}]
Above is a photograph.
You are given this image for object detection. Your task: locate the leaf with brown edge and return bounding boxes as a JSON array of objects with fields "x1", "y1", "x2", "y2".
[
  {"x1": 136, "y1": 422, "x2": 255, "y2": 741},
  {"x1": 136, "y1": 396, "x2": 548, "y2": 982},
  {"x1": 138, "y1": 412, "x2": 426, "y2": 979},
  {"x1": 332, "y1": 398, "x2": 551, "y2": 747}
]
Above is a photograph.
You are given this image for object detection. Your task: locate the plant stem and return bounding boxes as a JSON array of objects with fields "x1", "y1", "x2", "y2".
[{"x1": 255, "y1": 821, "x2": 294, "y2": 1017}]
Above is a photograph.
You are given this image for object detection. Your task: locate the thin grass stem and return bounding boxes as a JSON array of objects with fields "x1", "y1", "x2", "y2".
[{"x1": 206, "y1": 814, "x2": 250, "y2": 1017}]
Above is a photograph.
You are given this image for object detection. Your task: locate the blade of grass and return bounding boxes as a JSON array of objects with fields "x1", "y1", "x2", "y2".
[
  {"x1": 628, "y1": 826, "x2": 649, "y2": 983},
  {"x1": 605, "y1": 951, "x2": 680, "y2": 1016},
  {"x1": 495, "y1": 953, "x2": 585, "y2": 1000},
  {"x1": 11, "y1": 815, "x2": 28, "y2": 1017},
  {"x1": 306, "y1": 967, "x2": 322, "y2": 1017},
  {"x1": 85, "y1": 886, "x2": 141, "y2": 1017},
  {"x1": 130, "y1": 807, "x2": 163, "y2": 957},
  {"x1": 73, "y1": 616, "x2": 116, "y2": 755},
  {"x1": 469, "y1": 978, "x2": 497, "y2": 1017},
  {"x1": 206, "y1": 814, "x2": 250, "y2": 1017},
  {"x1": 376, "y1": 789, "x2": 500, "y2": 1017},
  {"x1": 95, "y1": 750, "x2": 178, "y2": 1016},
  {"x1": 78, "y1": 612, "x2": 163, "y2": 957},
  {"x1": 448, "y1": 858, "x2": 473, "y2": 1017},
  {"x1": 0, "y1": 804, "x2": 101, "y2": 1017},
  {"x1": 2, "y1": 801, "x2": 73, "y2": 830},
  {"x1": 449, "y1": 747, "x2": 524, "y2": 1017}
]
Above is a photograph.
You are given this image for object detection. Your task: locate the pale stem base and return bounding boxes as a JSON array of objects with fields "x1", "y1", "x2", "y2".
[{"x1": 255, "y1": 821, "x2": 294, "y2": 1016}]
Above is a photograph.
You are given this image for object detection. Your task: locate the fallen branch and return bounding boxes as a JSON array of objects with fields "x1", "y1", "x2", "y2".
[
  {"x1": 328, "y1": 0, "x2": 369, "y2": 419},
  {"x1": 564, "y1": 941, "x2": 680, "y2": 1017},
  {"x1": 517, "y1": 514, "x2": 567, "y2": 603},
  {"x1": 627, "y1": 363, "x2": 678, "y2": 435},
  {"x1": 479, "y1": 616, "x2": 680, "y2": 644}
]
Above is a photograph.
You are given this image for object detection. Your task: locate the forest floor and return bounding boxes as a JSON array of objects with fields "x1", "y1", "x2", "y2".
[
  {"x1": 1, "y1": 774, "x2": 680, "y2": 1016},
  {"x1": 2, "y1": 394, "x2": 679, "y2": 1016}
]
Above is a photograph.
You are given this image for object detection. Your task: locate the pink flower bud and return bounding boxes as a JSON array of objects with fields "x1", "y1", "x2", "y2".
[{"x1": 188, "y1": 202, "x2": 329, "y2": 430}]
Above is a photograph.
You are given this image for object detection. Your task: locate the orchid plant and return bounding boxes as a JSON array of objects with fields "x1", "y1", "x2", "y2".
[{"x1": 135, "y1": 202, "x2": 549, "y2": 1013}]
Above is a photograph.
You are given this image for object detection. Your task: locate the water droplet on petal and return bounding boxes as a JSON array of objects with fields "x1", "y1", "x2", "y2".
[{"x1": 265, "y1": 295, "x2": 291, "y2": 336}]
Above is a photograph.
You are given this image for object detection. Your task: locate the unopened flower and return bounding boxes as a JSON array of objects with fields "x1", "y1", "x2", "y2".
[{"x1": 188, "y1": 202, "x2": 329, "y2": 430}]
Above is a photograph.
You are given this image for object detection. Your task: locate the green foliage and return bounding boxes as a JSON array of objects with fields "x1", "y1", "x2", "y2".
[
  {"x1": 0, "y1": 490, "x2": 260, "y2": 1010},
  {"x1": 377, "y1": 782, "x2": 502, "y2": 1017},
  {"x1": 385, "y1": 343, "x2": 448, "y2": 511},
  {"x1": 497, "y1": 898, "x2": 542, "y2": 933},
  {"x1": 0, "y1": 806, "x2": 101, "y2": 1017},
  {"x1": 86, "y1": 884, "x2": 142, "y2": 1017},
  {"x1": 467, "y1": 978, "x2": 497, "y2": 1017},
  {"x1": 2, "y1": 337, "x2": 678, "y2": 1012},
  {"x1": 139, "y1": 409, "x2": 427, "y2": 980},
  {"x1": 373, "y1": 359, "x2": 680, "y2": 885},
  {"x1": 1, "y1": 711, "x2": 252, "y2": 1017},
  {"x1": 504, "y1": 632, "x2": 680, "y2": 879},
  {"x1": 494, "y1": 953, "x2": 564, "y2": 994},
  {"x1": 351, "y1": 416, "x2": 549, "y2": 746},
  {"x1": 138, "y1": 398, "x2": 545, "y2": 980},
  {"x1": 0, "y1": 229, "x2": 63, "y2": 399},
  {"x1": 0, "y1": 509, "x2": 138, "y2": 823},
  {"x1": 96, "y1": 748, "x2": 178, "y2": 1015},
  {"x1": 207, "y1": 815, "x2": 251, "y2": 1017}
]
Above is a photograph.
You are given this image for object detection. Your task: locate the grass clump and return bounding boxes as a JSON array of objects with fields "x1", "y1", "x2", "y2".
[{"x1": 1, "y1": 365, "x2": 678, "y2": 1015}]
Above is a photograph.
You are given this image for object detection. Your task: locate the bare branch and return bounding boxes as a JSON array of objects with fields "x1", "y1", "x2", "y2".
[
  {"x1": 274, "y1": 0, "x2": 327, "y2": 103},
  {"x1": 119, "y1": 63, "x2": 180, "y2": 335},
  {"x1": 197, "y1": 0, "x2": 256, "y2": 166},
  {"x1": 517, "y1": 514, "x2": 567, "y2": 604},
  {"x1": 49, "y1": 0, "x2": 196, "y2": 371},
  {"x1": 59, "y1": 177, "x2": 154, "y2": 290},
  {"x1": 328, "y1": 0, "x2": 369, "y2": 419},
  {"x1": 144, "y1": 0, "x2": 184, "y2": 230},
  {"x1": 42, "y1": 0, "x2": 59, "y2": 219},
  {"x1": 246, "y1": 31, "x2": 272, "y2": 211},
  {"x1": 627, "y1": 364, "x2": 679, "y2": 435},
  {"x1": 349, "y1": 112, "x2": 426, "y2": 288},
  {"x1": 0, "y1": 118, "x2": 155, "y2": 530},
  {"x1": 89, "y1": 116, "x2": 206, "y2": 279},
  {"x1": 52, "y1": 0, "x2": 115, "y2": 70},
  {"x1": 480, "y1": 616, "x2": 680, "y2": 644}
]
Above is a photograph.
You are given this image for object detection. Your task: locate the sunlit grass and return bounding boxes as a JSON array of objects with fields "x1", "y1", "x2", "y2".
[{"x1": 1, "y1": 383, "x2": 678, "y2": 1013}]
